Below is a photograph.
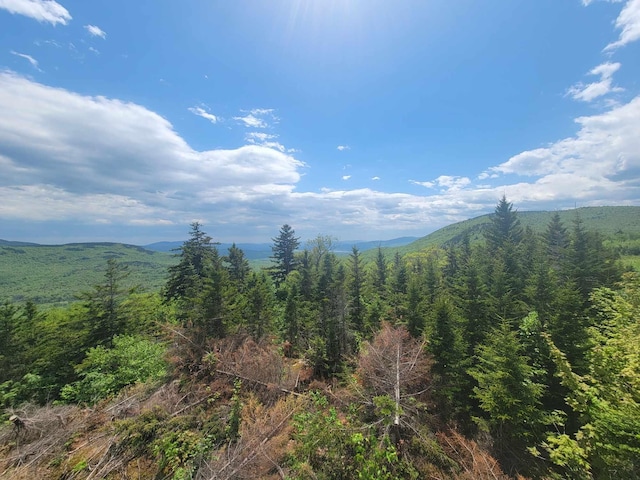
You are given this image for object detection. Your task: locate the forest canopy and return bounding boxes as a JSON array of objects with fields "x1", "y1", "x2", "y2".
[{"x1": 1, "y1": 198, "x2": 638, "y2": 479}]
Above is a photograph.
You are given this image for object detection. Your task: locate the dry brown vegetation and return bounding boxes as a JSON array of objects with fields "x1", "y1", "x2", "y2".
[{"x1": 1, "y1": 327, "x2": 525, "y2": 480}]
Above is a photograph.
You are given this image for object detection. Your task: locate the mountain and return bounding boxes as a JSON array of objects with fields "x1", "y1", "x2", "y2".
[
  {"x1": 0, "y1": 242, "x2": 174, "y2": 306},
  {"x1": 0, "y1": 239, "x2": 40, "y2": 246},
  {"x1": 143, "y1": 237, "x2": 419, "y2": 258},
  {"x1": 398, "y1": 205, "x2": 640, "y2": 257},
  {"x1": 2, "y1": 206, "x2": 638, "y2": 306}
]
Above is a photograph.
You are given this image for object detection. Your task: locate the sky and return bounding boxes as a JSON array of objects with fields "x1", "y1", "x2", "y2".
[{"x1": 1, "y1": 0, "x2": 639, "y2": 245}]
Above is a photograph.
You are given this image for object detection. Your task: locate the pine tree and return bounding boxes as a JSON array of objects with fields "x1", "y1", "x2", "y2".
[
  {"x1": 348, "y1": 246, "x2": 365, "y2": 334},
  {"x1": 544, "y1": 212, "x2": 569, "y2": 272},
  {"x1": 80, "y1": 258, "x2": 131, "y2": 346},
  {"x1": 244, "y1": 271, "x2": 274, "y2": 339},
  {"x1": 164, "y1": 223, "x2": 226, "y2": 338},
  {"x1": 469, "y1": 317, "x2": 545, "y2": 451},
  {"x1": 406, "y1": 276, "x2": 425, "y2": 337},
  {"x1": 224, "y1": 243, "x2": 250, "y2": 286},
  {"x1": 373, "y1": 246, "x2": 387, "y2": 295},
  {"x1": 485, "y1": 195, "x2": 523, "y2": 251},
  {"x1": 270, "y1": 224, "x2": 300, "y2": 286},
  {"x1": 164, "y1": 222, "x2": 218, "y2": 302},
  {"x1": 428, "y1": 298, "x2": 469, "y2": 418}
]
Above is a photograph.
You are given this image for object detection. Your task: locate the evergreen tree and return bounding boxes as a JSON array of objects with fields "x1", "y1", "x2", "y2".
[
  {"x1": 485, "y1": 195, "x2": 523, "y2": 251},
  {"x1": 406, "y1": 276, "x2": 425, "y2": 337},
  {"x1": 373, "y1": 246, "x2": 387, "y2": 295},
  {"x1": 164, "y1": 223, "x2": 226, "y2": 338},
  {"x1": 224, "y1": 243, "x2": 250, "y2": 286},
  {"x1": 348, "y1": 246, "x2": 365, "y2": 334},
  {"x1": 0, "y1": 301, "x2": 20, "y2": 384},
  {"x1": 283, "y1": 284, "x2": 300, "y2": 352},
  {"x1": 164, "y1": 222, "x2": 218, "y2": 302},
  {"x1": 298, "y1": 249, "x2": 314, "y2": 301},
  {"x1": 428, "y1": 298, "x2": 469, "y2": 418},
  {"x1": 80, "y1": 258, "x2": 131, "y2": 347},
  {"x1": 469, "y1": 317, "x2": 545, "y2": 452},
  {"x1": 270, "y1": 224, "x2": 300, "y2": 286},
  {"x1": 244, "y1": 271, "x2": 274, "y2": 339},
  {"x1": 544, "y1": 213, "x2": 569, "y2": 273}
]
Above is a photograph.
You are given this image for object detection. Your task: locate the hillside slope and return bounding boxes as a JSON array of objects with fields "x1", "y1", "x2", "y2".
[
  {"x1": 400, "y1": 205, "x2": 640, "y2": 254},
  {"x1": 0, "y1": 243, "x2": 174, "y2": 306}
]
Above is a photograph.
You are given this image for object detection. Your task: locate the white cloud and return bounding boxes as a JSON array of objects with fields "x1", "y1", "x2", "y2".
[
  {"x1": 235, "y1": 114, "x2": 266, "y2": 128},
  {"x1": 10, "y1": 50, "x2": 41, "y2": 70},
  {"x1": 188, "y1": 106, "x2": 218, "y2": 124},
  {"x1": 412, "y1": 175, "x2": 471, "y2": 192},
  {"x1": 84, "y1": 24, "x2": 106, "y2": 39},
  {"x1": 605, "y1": 0, "x2": 640, "y2": 50},
  {"x1": 245, "y1": 132, "x2": 286, "y2": 152},
  {"x1": 492, "y1": 95, "x2": 640, "y2": 194},
  {"x1": 234, "y1": 108, "x2": 277, "y2": 128},
  {"x1": 337, "y1": 145, "x2": 350, "y2": 151},
  {"x1": 371, "y1": 176, "x2": 380, "y2": 181},
  {"x1": 0, "y1": 0, "x2": 71, "y2": 25},
  {"x1": 0, "y1": 72, "x2": 303, "y2": 226},
  {"x1": 342, "y1": 175, "x2": 351, "y2": 180},
  {"x1": 247, "y1": 132, "x2": 276, "y2": 142},
  {"x1": 567, "y1": 62, "x2": 623, "y2": 102},
  {"x1": 1, "y1": 72, "x2": 638, "y2": 243}
]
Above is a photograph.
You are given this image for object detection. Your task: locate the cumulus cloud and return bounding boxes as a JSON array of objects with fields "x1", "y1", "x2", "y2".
[
  {"x1": 342, "y1": 175, "x2": 351, "y2": 180},
  {"x1": 492, "y1": 96, "x2": 640, "y2": 195},
  {"x1": 337, "y1": 145, "x2": 350, "y2": 151},
  {"x1": 371, "y1": 176, "x2": 380, "y2": 181},
  {"x1": 567, "y1": 62, "x2": 623, "y2": 102},
  {"x1": 0, "y1": 0, "x2": 71, "y2": 25},
  {"x1": 10, "y1": 50, "x2": 41, "y2": 70},
  {"x1": 84, "y1": 24, "x2": 106, "y2": 39},
  {"x1": 188, "y1": 106, "x2": 218, "y2": 124},
  {"x1": 605, "y1": 0, "x2": 640, "y2": 50},
  {"x1": 0, "y1": 72, "x2": 303, "y2": 228},
  {"x1": 1, "y1": 72, "x2": 638, "y2": 243}
]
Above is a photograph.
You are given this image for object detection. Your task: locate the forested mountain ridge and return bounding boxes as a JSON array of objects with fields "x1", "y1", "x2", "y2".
[
  {"x1": 400, "y1": 205, "x2": 640, "y2": 253},
  {"x1": 1, "y1": 200, "x2": 639, "y2": 478},
  {"x1": 0, "y1": 242, "x2": 175, "y2": 306},
  {"x1": 1, "y1": 206, "x2": 638, "y2": 306}
]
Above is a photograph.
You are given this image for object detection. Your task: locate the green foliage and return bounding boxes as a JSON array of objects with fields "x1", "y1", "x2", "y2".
[
  {"x1": 79, "y1": 258, "x2": 132, "y2": 346},
  {"x1": 469, "y1": 317, "x2": 546, "y2": 449},
  {"x1": 60, "y1": 334, "x2": 168, "y2": 404},
  {"x1": 225, "y1": 379, "x2": 242, "y2": 442},
  {"x1": 0, "y1": 242, "x2": 173, "y2": 307},
  {"x1": 288, "y1": 393, "x2": 417, "y2": 479},
  {"x1": 544, "y1": 273, "x2": 640, "y2": 479},
  {"x1": 269, "y1": 224, "x2": 300, "y2": 286},
  {"x1": 153, "y1": 429, "x2": 213, "y2": 480}
]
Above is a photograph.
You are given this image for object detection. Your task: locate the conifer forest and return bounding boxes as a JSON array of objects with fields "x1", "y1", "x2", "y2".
[{"x1": 1, "y1": 198, "x2": 639, "y2": 479}]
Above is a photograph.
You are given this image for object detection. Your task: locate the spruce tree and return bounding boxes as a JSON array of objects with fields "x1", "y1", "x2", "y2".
[
  {"x1": 270, "y1": 224, "x2": 300, "y2": 286},
  {"x1": 348, "y1": 246, "x2": 365, "y2": 334},
  {"x1": 469, "y1": 317, "x2": 545, "y2": 452},
  {"x1": 224, "y1": 243, "x2": 250, "y2": 286}
]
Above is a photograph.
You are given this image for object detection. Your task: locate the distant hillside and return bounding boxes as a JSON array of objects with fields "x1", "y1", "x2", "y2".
[
  {"x1": 0, "y1": 236, "x2": 419, "y2": 306},
  {"x1": 0, "y1": 243, "x2": 174, "y2": 307},
  {"x1": 144, "y1": 237, "x2": 419, "y2": 258},
  {"x1": 401, "y1": 206, "x2": 640, "y2": 253},
  {"x1": 0, "y1": 239, "x2": 40, "y2": 247}
]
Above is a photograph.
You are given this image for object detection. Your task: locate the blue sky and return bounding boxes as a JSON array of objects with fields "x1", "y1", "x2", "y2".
[{"x1": 1, "y1": 0, "x2": 639, "y2": 244}]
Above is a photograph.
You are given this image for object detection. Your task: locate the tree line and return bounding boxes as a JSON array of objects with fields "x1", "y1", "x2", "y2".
[{"x1": 1, "y1": 196, "x2": 638, "y2": 478}]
